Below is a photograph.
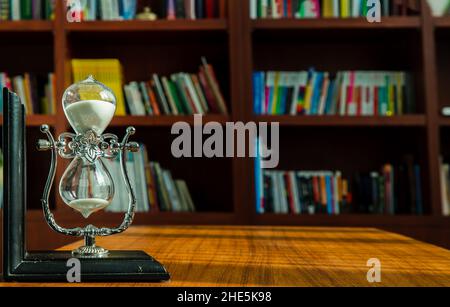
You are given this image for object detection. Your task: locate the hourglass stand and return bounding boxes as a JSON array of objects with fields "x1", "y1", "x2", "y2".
[{"x1": 37, "y1": 125, "x2": 140, "y2": 257}]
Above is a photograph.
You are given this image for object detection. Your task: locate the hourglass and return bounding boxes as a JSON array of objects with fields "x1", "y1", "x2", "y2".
[{"x1": 37, "y1": 76, "x2": 140, "y2": 257}]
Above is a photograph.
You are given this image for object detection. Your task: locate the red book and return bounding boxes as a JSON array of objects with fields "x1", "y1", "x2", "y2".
[
  {"x1": 219, "y1": 0, "x2": 227, "y2": 18},
  {"x1": 374, "y1": 86, "x2": 379, "y2": 116},
  {"x1": 287, "y1": 0, "x2": 293, "y2": 18},
  {"x1": 199, "y1": 69, "x2": 220, "y2": 113},
  {"x1": 206, "y1": 0, "x2": 216, "y2": 18},
  {"x1": 312, "y1": 176, "x2": 320, "y2": 205}
]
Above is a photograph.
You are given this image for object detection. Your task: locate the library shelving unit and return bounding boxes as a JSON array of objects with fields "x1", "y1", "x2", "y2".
[{"x1": 0, "y1": 0, "x2": 449, "y2": 252}]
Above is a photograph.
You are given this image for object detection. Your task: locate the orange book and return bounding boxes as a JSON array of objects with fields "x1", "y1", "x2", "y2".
[
  {"x1": 146, "y1": 81, "x2": 161, "y2": 116},
  {"x1": 219, "y1": 0, "x2": 227, "y2": 18},
  {"x1": 320, "y1": 175, "x2": 327, "y2": 206}
]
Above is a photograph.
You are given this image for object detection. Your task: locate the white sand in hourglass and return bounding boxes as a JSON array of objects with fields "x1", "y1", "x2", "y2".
[
  {"x1": 69, "y1": 198, "x2": 111, "y2": 218},
  {"x1": 65, "y1": 100, "x2": 116, "y2": 135}
]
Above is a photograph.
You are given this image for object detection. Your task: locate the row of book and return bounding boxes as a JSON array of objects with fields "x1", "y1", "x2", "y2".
[
  {"x1": 256, "y1": 170, "x2": 351, "y2": 214},
  {"x1": 252, "y1": 70, "x2": 415, "y2": 116},
  {"x1": 0, "y1": 72, "x2": 56, "y2": 115},
  {"x1": 105, "y1": 144, "x2": 195, "y2": 213},
  {"x1": 124, "y1": 58, "x2": 228, "y2": 116},
  {"x1": 67, "y1": 0, "x2": 227, "y2": 21},
  {"x1": 0, "y1": 0, "x2": 55, "y2": 20},
  {"x1": 250, "y1": 0, "x2": 420, "y2": 19},
  {"x1": 163, "y1": 0, "x2": 227, "y2": 20},
  {"x1": 255, "y1": 157, "x2": 423, "y2": 215},
  {"x1": 439, "y1": 158, "x2": 450, "y2": 216}
]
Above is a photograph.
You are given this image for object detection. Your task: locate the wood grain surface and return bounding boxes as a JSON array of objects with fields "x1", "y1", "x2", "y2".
[{"x1": 1, "y1": 226, "x2": 450, "y2": 287}]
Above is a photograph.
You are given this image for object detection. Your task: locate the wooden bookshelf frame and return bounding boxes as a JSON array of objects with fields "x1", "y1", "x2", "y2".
[{"x1": 0, "y1": 0, "x2": 450, "y2": 250}]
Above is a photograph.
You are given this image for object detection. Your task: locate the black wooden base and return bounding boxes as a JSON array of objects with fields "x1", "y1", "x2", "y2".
[{"x1": 4, "y1": 251, "x2": 170, "y2": 282}]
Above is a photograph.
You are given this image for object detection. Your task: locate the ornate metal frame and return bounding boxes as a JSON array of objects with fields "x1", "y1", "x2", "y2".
[{"x1": 37, "y1": 126, "x2": 140, "y2": 257}]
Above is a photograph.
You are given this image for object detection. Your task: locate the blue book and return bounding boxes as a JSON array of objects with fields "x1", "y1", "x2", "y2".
[
  {"x1": 120, "y1": 0, "x2": 137, "y2": 20},
  {"x1": 415, "y1": 165, "x2": 423, "y2": 215},
  {"x1": 324, "y1": 79, "x2": 335, "y2": 115},
  {"x1": 325, "y1": 175, "x2": 333, "y2": 215},
  {"x1": 253, "y1": 72, "x2": 264, "y2": 115},
  {"x1": 311, "y1": 72, "x2": 323, "y2": 115},
  {"x1": 254, "y1": 137, "x2": 263, "y2": 214}
]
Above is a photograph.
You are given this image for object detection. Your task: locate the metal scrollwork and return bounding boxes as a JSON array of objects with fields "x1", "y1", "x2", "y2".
[{"x1": 37, "y1": 125, "x2": 140, "y2": 244}]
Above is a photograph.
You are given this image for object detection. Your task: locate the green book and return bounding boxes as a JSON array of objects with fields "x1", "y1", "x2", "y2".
[
  {"x1": 20, "y1": 0, "x2": 32, "y2": 20},
  {"x1": 171, "y1": 74, "x2": 193, "y2": 115},
  {"x1": 168, "y1": 80, "x2": 185, "y2": 115}
]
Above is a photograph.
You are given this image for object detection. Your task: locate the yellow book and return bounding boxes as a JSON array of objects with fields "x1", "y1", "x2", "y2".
[
  {"x1": 341, "y1": 0, "x2": 350, "y2": 18},
  {"x1": 23, "y1": 73, "x2": 34, "y2": 114},
  {"x1": 304, "y1": 74, "x2": 314, "y2": 115},
  {"x1": 271, "y1": 72, "x2": 280, "y2": 115},
  {"x1": 323, "y1": 0, "x2": 334, "y2": 18},
  {"x1": 71, "y1": 59, "x2": 127, "y2": 116}
]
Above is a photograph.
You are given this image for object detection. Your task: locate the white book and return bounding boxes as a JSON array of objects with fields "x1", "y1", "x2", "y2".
[
  {"x1": 278, "y1": 172, "x2": 289, "y2": 214},
  {"x1": 129, "y1": 82, "x2": 147, "y2": 115},
  {"x1": 352, "y1": 0, "x2": 361, "y2": 17},
  {"x1": 134, "y1": 150, "x2": 150, "y2": 212},
  {"x1": 162, "y1": 170, "x2": 183, "y2": 212},
  {"x1": 123, "y1": 85, "x2": 137, "y2": 115},
  {"x1": 11, "y1": 0, "x2": 21, "y2": 21},
  {"x1": 250, "y1": 0, "x2": 257, "y2": 19},
  {"x1": 332, "y1": 0, "x2": 340, "y2": 17},
  {"x1": 177, "y1": 180, "x2": 195, "y2": 212},
  {"x1": 13, "y1": 76, "x2": 28, "y2": 114},
  {"x1": 271, "y1": 0, "x2": 278, "y2": 18},
  {"x1": 111, "y1": 0, "x2": 121, "y2": 20},
  {"x1": 261, "y1": 0, "x2": 268, "y2": 18}
]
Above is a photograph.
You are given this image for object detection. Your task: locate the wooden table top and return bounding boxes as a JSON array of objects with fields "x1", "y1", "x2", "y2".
[{"x1": 2, "y1": 225, "x2": 450, "y2": 287}]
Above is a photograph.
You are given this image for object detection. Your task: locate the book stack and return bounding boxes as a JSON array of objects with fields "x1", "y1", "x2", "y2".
[
  {"x1": 253, "y1": 70, "x2": 415, "y2": 116},
  {"x1": 353, "y1": 158, "x2": 423, "y2": 215},
  {"x1": 105, "y1": 144, "x2": 196, "y2": 213},
  {"x1": 68, "y1": 0, "x2": 227, "y2": 21},
  {"x1": 257, "y1": 170, "x2": 351, "y2": 215},
  {"x1": 0, "y1": 0, "x2": 55, "y2": 20},
  {"x1": 250, "y1": 0, "x2": 420, "y2": 19},
  {"x1": 439, "y1": 157, "x2": 450, "y2": 216},
  {"x1": 67, "y1": 0, "x2": 137, "y2": 21},
  {"x1": 123, "y1": 57, "x2": 228, "y2": 115},
  {"x1": 0, "y1": 72, "x2": 56, "y2": 115},
  {"x1": 71, "y1": 59, "x2": 127, "y2": 116},
  {"x1": 163, "y1": 0, "x2": 227, "y2": 20},
  {"x1": 255, "y1": 157, "x2": 423, "y2": 216}
]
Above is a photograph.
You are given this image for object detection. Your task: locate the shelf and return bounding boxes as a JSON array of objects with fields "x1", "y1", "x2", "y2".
[
  {"x1": 254, "y1": 115, "x2": 426, "y2": 127},
  {"x1": 254, "y1": 214, "x2": 450, "y2": 228},
  {"x1": 434, "y1": 17, "x2": 450, "y2": 28},
  {"x1": 0, "y1": 114, "x2": 55, "y2": 127},
  {"x1": 251, "y1": 17, "x2": 421, "y2": 30},
  {"x1": 33, "y1": 210, "x2": 238, "y2": 225},
  {"x1": 110, "y1": 115, "x2": 230, "y2": 127},
  {"x1": 64, "y1": 19, "x2": 228, "y2": 32},
  {"x1": 0, "y1": 21, "x2": 54, "y2": 32}
]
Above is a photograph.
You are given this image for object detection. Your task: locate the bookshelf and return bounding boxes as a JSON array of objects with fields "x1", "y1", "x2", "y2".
[{"x1": 0, "y1": 0, "x2": 450, "y2": 251}]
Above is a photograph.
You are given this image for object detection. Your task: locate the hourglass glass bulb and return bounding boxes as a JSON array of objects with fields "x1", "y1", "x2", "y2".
[
  {"x1": 62, "y1": 75, "x2": 116, "y2": 135},
  {"x1": 59, "y1": 156, "x2": 115, "y2": 218}
]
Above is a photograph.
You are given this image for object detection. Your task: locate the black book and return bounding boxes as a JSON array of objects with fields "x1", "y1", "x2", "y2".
[
  {"x1": 175, "y1": 0, "x2": 186, "y2": 18},
  {"x1": 263, "y1": 171, "x2": 274, "y2": 213},
  {"x1": 195, "y1": 0, "x2": 204, "y2": 19}
]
